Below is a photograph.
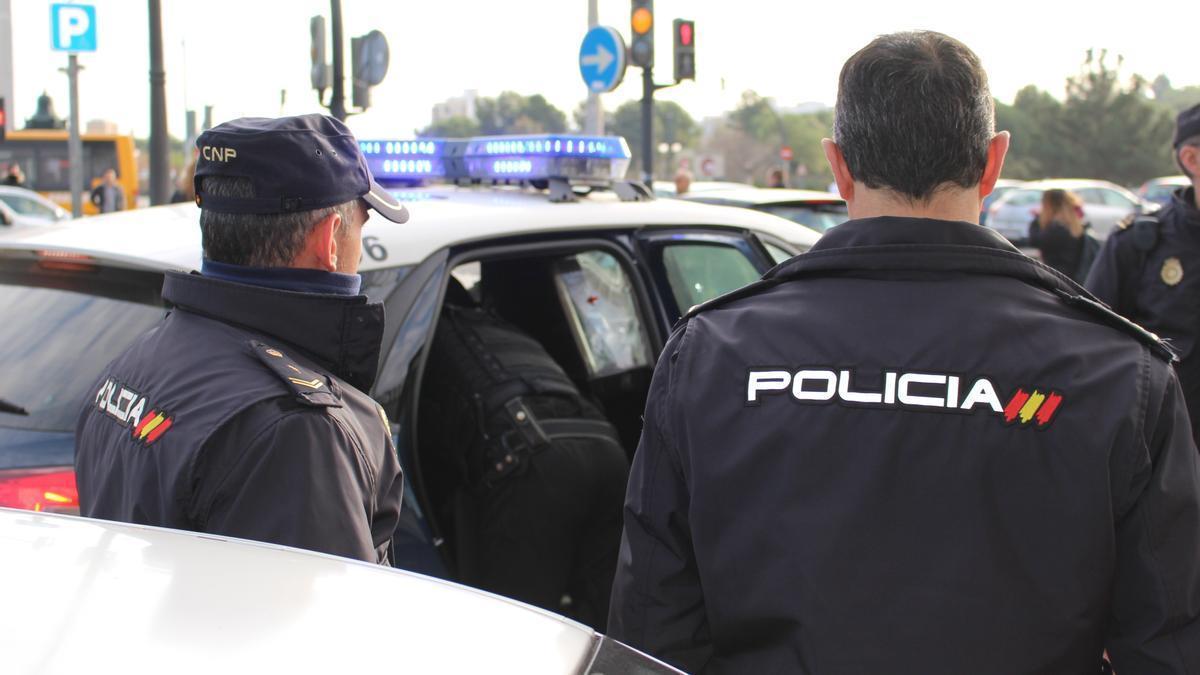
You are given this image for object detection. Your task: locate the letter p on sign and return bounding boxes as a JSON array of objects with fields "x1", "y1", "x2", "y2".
[{"x1": 51, "y1": 4, "x2": 97, "y2": 52}]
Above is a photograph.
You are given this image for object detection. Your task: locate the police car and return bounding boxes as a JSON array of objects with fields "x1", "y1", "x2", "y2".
[
  {"x1": 0, "y1": 133, "x2": 816, "y2": 579},
  {"x1": 0, "y1": 506, "x2": 680, "y2": 674}
]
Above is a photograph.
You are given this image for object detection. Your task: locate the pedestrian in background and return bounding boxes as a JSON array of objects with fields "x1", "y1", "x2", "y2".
[
  {"x1": 1027, "y1": 188, "x2": 1098, "y2": 282},
  {"x1": 89, "y1": 168, "x2": 125, "y2": 212},
  {"x1": 3, "y1": 163, "x2": 25, "y2": 187},
  {"x1": 673, "y1": 168, "x2": 692, "y2": 196},
  {"x1": 766, "y1": 167, "x2": 786, "y2": 188},
  {"x1": 608, "y1": 31, "x2": 1200, "y2": 674},
  {"x1": 1087, "y1": 102, "x2": 1200, "y2": 446},
  {"x1": 75, "y1": 114, "x2": 410, "y2": 564}
]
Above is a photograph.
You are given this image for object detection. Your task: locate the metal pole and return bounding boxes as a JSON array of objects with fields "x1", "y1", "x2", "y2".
[
  {"x1": 66, "y1": 54, "x2": 83, "y2": 217},
  {"x1": 149, "y1": 0, "x2": 169, "y2": 205},
  {"x1": 0, "y1": 0, "x2": 14, "y2": 138},
  {"x1": 329, "y1": 0, "x2": 346, "y2": 121},
  {"x1": 584, "y1": 0, "x2": 601, "y2": 134},
  {"x1": 641, "y1": 66, "x2": 653, "y2": 184}
]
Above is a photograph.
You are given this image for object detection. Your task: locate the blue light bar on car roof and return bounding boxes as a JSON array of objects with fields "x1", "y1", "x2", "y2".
[
  {"x1": 360, "y1": 134, "x2": 632, "y2": 185},
  {"x1": 357, "y1": 139, "x2": 448, "y2": 181}
]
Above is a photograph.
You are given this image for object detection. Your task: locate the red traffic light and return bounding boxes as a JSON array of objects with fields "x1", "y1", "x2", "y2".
[{"x1": 677, "y1": 21, "x2": 693, "y2": 46}]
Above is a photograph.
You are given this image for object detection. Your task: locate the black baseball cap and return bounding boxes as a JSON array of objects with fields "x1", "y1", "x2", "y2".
[
  {"x1": 1173, "y1": 103, "x2": 1200, "y2": 149},
  {"x1": 193, "y1": 114, "x2": 409, "y2": 223}
]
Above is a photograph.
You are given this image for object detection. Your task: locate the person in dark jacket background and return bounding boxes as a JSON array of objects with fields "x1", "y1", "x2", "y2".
[
  {"x1": 1027, "y1": 187, "x2": 1096, "y2": 282},
  {"x1": 1087, "y1": 102, "x2": 1200, "y2": 447},
  {"x1": 608, "y1": 31, "x2": 1200, "y2": 674},
  {"x1": 75, "y1": 115, "x2": 410, "y2": 564}
]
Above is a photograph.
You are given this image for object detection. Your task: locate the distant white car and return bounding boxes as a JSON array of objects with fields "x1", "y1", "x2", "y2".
[
  {"x1": 985, "y1": 179, "x2": 1154, "y2": 243},
  {"x1": 0, "y1": 508, "x2": 680, "y2": 674},
  {"x1": 0, "y1": 185, "x2": 71, "y2": 229}
]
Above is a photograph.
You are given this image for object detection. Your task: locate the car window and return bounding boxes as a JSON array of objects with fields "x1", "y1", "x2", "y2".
[
  {"x1": 0, "y1": 273, "x2": 165, "y2": 433},
  {"x1": 757, "y1": 203, "x2": 849, "y2": 233},
  {"x1": 763, "y1": 242, "x2": 794, "y2": 264},
  {"x1": 0, "y1": 195, "x2": 56, "y2": 218},
  {"x1": 1098, "y1": 189, "x2": 1135, "y2": 208},
  {"x1": 661, "y1": 242, "x2": 762, "y2": 311},
  {"x1": 1004, "y1": 190, "x2": 1042, "y2": 207},
  {"x1": 553, "y1": 250, "x2": 654, "y2": 378},
  {"x1": 1075, "y1": 188, "x2": 1106, "y2": 205}
]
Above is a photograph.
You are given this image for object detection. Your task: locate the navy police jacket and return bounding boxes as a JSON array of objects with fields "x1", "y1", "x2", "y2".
[
  {"x1": 1087, "y1": 187, "x2": 1200, "y2": 446},
  {"x1": 609, "y1": 217, "x2": 1200, "y2": 674},
  {"x1": 75, "y1": 271, "x2": 404, "y2": 564}
]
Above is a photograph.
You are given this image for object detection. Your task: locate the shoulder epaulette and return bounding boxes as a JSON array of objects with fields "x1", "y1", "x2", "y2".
[
  {"x1": 1053, "y1": 289, "x2": 1177, "y2": 363},
  {"x1": 249, "y1": 340, "x2": 342, "y2": 407},
  {"x1": 1114, "y1": 212, "x2": 1161, "y2": 252}
]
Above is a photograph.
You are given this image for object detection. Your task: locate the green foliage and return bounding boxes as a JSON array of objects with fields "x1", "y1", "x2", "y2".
[
  {"x1": 607, "y1": 99, "x2": 700, "y2": 178},
  {"x1": 416, "y1": 115, "x2": 480, "y2": 138},
  {"x1": 475, "y1": 92, "x2": 567, "y2": 135},
  {"x1": 998, "y1": 50, "x2": 1176, "y2": 185},
  {"x1": 1151, "y1": 75, "x2": 1200, "y2": 114},
  {"x1": 417, "y1": 92, "x2": 567, "y2": 138},
  {"x1": 725, "y1": 91, "x2": 833, "y2": 188}
]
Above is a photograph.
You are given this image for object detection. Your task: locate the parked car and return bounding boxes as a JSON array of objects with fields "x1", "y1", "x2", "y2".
[
  {"x1": 679, "y1": 186, "x2": 849, "y2": 235},
  {"x1": 1136, "y1": 175, "x2": 1191, "y2": 206},
  {"x1": 985, "y1": 179, "x2": 1155, "y2": 244},
  {"x1": 0, "y1": 507, "x2": 680, "y2": 674},
  {"x1": 980, "y1": 179, "x2": 1025, "y2": 226},
  {"x1": 0, "y1": 133, "x2": 817, "y2": 594},
  {"x1": 652, "y1": 179, "x2": 750, "y2": 197},
  {"x1": 0, "y1": 185, "x2": 71, "y2": 230}
]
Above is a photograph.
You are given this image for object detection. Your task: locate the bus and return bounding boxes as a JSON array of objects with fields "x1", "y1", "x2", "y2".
[{"x1": 0, "y1": 129, "x2": 138, "y2": 215}]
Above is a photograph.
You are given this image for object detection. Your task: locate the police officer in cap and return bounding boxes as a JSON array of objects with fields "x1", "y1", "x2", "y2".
[
  {"x1": 608, "y1": 32, "x2": 1200, "y2": 673},
  {"x1": 1087, "y1": 102, "x2": 1200, "y2": 445},
  {"x1": 76, "y1": 114, "x2": 408, "y2": 564}
]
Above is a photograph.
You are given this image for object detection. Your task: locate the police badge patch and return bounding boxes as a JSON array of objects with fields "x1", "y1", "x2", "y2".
[{"x1": 1161, "y1": 257, "x2": 1184, "y2": 286}]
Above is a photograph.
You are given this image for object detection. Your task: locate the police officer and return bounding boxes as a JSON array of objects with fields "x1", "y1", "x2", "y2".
[
  {"x1": 1087, "y1": 103, "x2": 1200, "y2": 445},
  {"x1": 608, "y1": 32, "x2": 1200, "y2": 674},
  {"x1": 75, "y1": 115, "x2": 408, "y2": 564}
]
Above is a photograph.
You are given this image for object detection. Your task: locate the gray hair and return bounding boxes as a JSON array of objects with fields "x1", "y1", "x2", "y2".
[{"x1": 198, "y1": 175, "x2": 358, "y2": 267}]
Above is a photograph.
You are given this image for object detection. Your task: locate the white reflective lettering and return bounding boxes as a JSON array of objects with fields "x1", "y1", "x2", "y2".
[
  {"x1": 95, "y1": 379, "x2": 112, "y2": 407},
  {"x1": 959, "y1": 378, "x2": 1004, "y2": 413},
  {"x1": 126, "y1": 397, "x2": 147, "y2": 428},
  {"x1": 747, "y1": 370, "x2": 791, "y2": 403},
  {"x1": 838, "y1": 370, "x2": 883, "y2": 404},
  {"x1": 793, "y1": 370, "x2": 837, "y2": 401},
  {"x1": 898, "y1": 373, "x2": 946, "y2": 407},
  {"x1": 946, "y1": 376, "x2": 960, "y2": 409},
  {"x1": 883, "y1": 372, "x2": 897, "y2": 404},
  {"x1": 115, "y1": 389, "x2": 136, "y2": 419}
]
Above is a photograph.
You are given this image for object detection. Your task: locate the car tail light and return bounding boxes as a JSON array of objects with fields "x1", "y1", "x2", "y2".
[
  {"x1": 37, "y1": 250, "x2": 97, "y2": 272},
  {"x1": 0, "y1": 467, "x2": 79, "y2": 514}
]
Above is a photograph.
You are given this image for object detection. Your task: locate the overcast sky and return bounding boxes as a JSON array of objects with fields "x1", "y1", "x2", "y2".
[{"x1": 8, "y1": 0, "x2": 1199, "y2": 141}]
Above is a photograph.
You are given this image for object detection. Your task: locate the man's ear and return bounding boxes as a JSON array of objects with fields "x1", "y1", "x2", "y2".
[
  {"x1": 1179, "y1": 145, "x2": 1200, "y2": 179},
  {"x1": 822, "y1": 139, "x2": 854, "y2": 201},
  {"x1": 979, "y1": 131, "x2": 1010, "y2": 199},
  {"x1": 294, "y1": 211, "x2": 343, "y2": 271}
]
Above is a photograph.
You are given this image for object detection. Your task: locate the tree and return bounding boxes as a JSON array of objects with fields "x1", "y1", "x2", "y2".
[
  {"x1": 607, "y1": 99, "x2": 700, "y2": 179},
  {"x1": 416, "y1": 115, "x2": 480, "y2": 138},
  {"x1": 475, "y1": 92, "x2": 567, "y2": 135},
  {"x1": 725, "y1": 91, "x2": 833, "y2": 188}
]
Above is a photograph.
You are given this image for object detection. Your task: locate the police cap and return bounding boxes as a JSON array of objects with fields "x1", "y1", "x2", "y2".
[
  {"x1": 1173, "y1": 102, "x2": 1200, "y2": 149},
  {"x1": 193, "y1": 114, "x2": 409, "y2": 223}
]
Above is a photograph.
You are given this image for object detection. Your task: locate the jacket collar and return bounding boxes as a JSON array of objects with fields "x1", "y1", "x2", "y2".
[
  {"x1": 162, "y1": 271, "x2": 385, "y2": 392},
  {"x1": 771, "y1": 216, "x2": 1079, "y2": 297},
  {"x1": 1172, "y1": 187, "x2": 1200, "y2": 224}
]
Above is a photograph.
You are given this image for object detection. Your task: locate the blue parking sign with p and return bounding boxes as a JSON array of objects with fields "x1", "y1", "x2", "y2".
[{"x1": 51, "y1": 4, "x2": 97, "y2": 53}]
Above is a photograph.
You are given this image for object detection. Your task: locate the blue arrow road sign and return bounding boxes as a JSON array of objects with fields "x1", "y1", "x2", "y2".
[
  {"x1": 579, "y1": 27, "x2": 626, "y2": 94},
  {"x1": 51, "y1": 4, "x2": 97, "y2": 52}
]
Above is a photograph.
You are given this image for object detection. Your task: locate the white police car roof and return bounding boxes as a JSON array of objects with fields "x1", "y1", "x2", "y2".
[
  {"x1": 0, "y1": 184, "x2": 819, "y2": 273},
  {"x1": 0, "y1": 507, "x2": 628, "y2": 674},
  {"x1": 682, "y1": 186, "x2": 846, "y2": 206}
]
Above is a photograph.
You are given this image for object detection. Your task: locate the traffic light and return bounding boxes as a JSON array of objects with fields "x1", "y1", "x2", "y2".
[
  {"x1": 310, "y1": 16, "x2": 330, "y2": 92},
  {"x1": 630, "y1": 0, "x2": 653, "y2": 68},
  {"x1": 351, "y1": 30, "x2": 389, "y2": 112},
  {"x1": 0, "y1": 97, "x2": 6, "y2": 142},
  {"x1": 673, "y1": 19, "x2": 694, "y2": 82}
]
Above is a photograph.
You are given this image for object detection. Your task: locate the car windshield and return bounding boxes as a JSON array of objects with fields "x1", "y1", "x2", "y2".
[
  {"x1": 757, "y1": 202, "x2": 849, "y2": 233},
  {"x1": 0, "y1": 264, "x2": 165, "y2": 433}
]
